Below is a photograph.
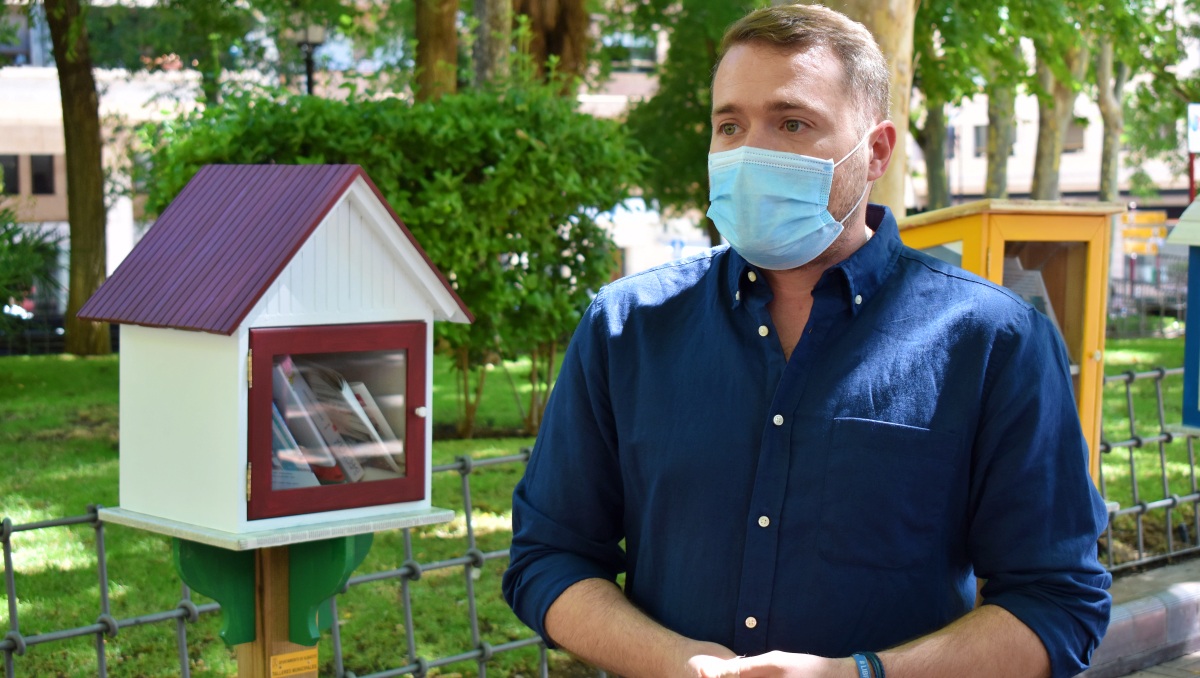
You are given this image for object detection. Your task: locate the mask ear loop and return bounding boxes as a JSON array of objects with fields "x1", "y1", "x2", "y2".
[
  {"x1": 833, "y1": 125, "x2": 878, "y2": 224},
  {"x1": 833, "y1": 126, "x2": 876, "y2": 168}
]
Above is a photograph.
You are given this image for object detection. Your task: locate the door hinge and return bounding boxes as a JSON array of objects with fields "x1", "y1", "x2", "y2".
[
  {"x1": 246, "y1": 463, "x2": 252, "y2": 502},
  {"x1": 247, "y1": 349, "x2": 253, "y2": 389}
]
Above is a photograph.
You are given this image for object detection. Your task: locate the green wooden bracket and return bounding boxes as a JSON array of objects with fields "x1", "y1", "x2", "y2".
[
  {"x1": 288, "y1": 533, "x2": 373, "y2": 646},
  {"x1": 172, "y1": 539, "x2": 256, "y2": 647}
]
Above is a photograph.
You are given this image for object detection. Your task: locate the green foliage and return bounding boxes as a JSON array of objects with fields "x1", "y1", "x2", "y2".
[
  {"x1": 913, "y1": 0, "x2": 1025, "y2": 108},
  {"x1": 1122, "y1": 2, "x2": 1200, "y2": 186},
  {"x1": 138, "y1": 72, "x2": 644, "y2": 432},
  {"x1": 85, "y1": 2, "x2": 255, "y2": 72},
  {"x1": 622, "y1": 0, "x2": 761, "y2": 244},
  {"x1": 82, "y1": 0, "x2": 417, "y2": 104},
  {"x1": 0, "y1": 206, "x2": 60, "y2": 333}
]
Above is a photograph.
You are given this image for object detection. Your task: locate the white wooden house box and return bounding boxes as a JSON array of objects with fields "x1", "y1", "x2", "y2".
[{"x1": 79, "y1": 164, "x2": 472, "y2": 542}]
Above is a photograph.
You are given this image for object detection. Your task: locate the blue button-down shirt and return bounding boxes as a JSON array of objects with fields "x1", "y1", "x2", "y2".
[{"x1": 503, "y1": 205, "x2": 1111, "y2": 678}]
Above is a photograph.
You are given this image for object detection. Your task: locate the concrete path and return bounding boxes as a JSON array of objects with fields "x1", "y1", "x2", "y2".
[
  {"x1": 1117, "y1": 650, "x2": 1200, "y2": 677},
  {"x1": 1082, "y1": 559, "x2": 1200, "y2": 677}
]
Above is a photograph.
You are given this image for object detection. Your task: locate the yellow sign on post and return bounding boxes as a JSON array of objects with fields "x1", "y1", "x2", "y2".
[
  {"x1": 1122, "y1": 210, "x2": 1168, "y2": 225},
  {"x1": 1123, "y1": 226, "x2": 1168, "y2": 240},
  {"x1": 271, "y1": 649, "x2": 319, "y2": 677}
]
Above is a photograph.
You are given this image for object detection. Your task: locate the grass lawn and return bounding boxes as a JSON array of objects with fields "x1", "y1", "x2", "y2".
[{"x1": 0, "y1": 337, "x2": 1193, "y2": 674}]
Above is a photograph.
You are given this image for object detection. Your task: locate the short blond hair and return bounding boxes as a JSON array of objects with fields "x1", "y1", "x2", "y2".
[{"x1": 715, "y1": 4, "x2": 891, "y2": 128}]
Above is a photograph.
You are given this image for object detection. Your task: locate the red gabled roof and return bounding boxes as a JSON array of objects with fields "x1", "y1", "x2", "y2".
[{"x1": 78, "y1": 164, "x2": 472, "y2": 335}]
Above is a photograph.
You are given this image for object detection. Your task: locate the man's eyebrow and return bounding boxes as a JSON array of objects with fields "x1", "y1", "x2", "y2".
[
  {"x1": 712, "y1": 102, "x2": 741, "y2": 118},
  {"x1": 711, "y1": 99, "x2": 820, "y2": 118}
]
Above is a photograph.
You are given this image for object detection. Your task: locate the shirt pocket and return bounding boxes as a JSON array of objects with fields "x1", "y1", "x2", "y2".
[{"x1": 818, "y1": 417, "x2": 962, "y2": 570}]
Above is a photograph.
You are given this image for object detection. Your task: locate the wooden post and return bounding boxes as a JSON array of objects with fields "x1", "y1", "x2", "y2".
[
  {"x1": 1190, "y1": 153, "x2": 1196, "y2": 204},
  {"x1": 236, "y1": 547, "x2": 319, "y2": 678}
]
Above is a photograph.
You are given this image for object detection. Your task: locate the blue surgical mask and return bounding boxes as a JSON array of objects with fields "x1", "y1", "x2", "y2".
[{"x1": 706, "y1": 133, "x2": 872, "y2": 270}]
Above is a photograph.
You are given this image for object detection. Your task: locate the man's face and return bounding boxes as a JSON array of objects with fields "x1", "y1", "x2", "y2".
[{"x1": 710, "y1": 42, "x2": 872, "y2": 226}]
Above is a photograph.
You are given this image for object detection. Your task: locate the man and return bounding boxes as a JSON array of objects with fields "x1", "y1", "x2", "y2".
[{"x1": 502, "y1": 5, "x2": 1111, "y2": 677}]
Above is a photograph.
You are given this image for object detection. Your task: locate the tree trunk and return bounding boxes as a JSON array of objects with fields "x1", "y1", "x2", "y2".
[
  {"x1": 513, "y1": 0, "x2": 589, "y2": 87},
  {"x1": 416, "y1": 0, "x2": 459, "y2": 101},
  {"x1": 818, "y1": 0, "x2": 918, "y2": 217},
  {"x1": 916, "y1": 98, "x2": 950, "y2": 210},
  {"x1": 1096, "y1": 42, "x2": 1127, "y2": 203},
  {"x1": 456, "y1": 347, "x2": 486, "y2": 438},
  {"x1": 1031, "y1": 47, "x2": 1088, "y2": 201},
  {"x1": 45, "y1": 0, "x2": 111, "y2": 356},
  {"x1": 199, "y1": 33, "x2": 222, "y2": 105},
  {"x1": 474, "y1": 0, "x2": 512, "y2": 86},
  {"x1": 523, "y1": 340, "x2": 557, "y2": 435},
  {"x1": 985, "y1": 80, "x2": 1016, "y2": 199}
]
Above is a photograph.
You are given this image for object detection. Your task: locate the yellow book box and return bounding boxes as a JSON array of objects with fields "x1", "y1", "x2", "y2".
[{"x1": 898, "y1": 199, "x2": 1124, "y2": 483}]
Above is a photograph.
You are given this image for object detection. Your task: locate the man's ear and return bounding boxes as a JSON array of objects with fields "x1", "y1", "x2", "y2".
[{"x1": 866, "y1": 120, "x2": 897, "y2": 182}]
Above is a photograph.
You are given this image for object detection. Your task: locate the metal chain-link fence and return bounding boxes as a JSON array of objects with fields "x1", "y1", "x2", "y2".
[
  {"x1": 3, "y1": 366, "x2": 1198, "y2": 676},
  {"x1": 1, "y1": 451, "x2": 594, "y2": 678},
  {"x1": 1097, "y1": 366, "x2": 1200, "y2": 571}
]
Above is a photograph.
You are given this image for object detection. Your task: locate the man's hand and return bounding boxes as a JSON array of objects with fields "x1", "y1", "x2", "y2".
[
  {"x1": 681, "y1": 641, "x2": 740, "y2": 678},
  {"x1": 733, "y1": 651, "x2": 856, "y2": 678}
]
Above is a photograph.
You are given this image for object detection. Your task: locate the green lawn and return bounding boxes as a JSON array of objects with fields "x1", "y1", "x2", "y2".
[{"x1": 0, "y1": 338, "x2": 1193, "y2": 674}]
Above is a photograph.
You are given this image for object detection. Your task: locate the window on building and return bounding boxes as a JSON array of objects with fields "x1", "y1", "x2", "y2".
[
  {"x1": 0, "y1": 155, "x2": 16, "y2": 195},
  {"x1": 1063, "y1": 122, "x2": 1086, "y2": 154},
  {"x1": 31, "y1": 155, "x2": 54, "y2": 195},
  {"x1": 973, "y1": 125, "x2": 989, "y2": 158},
  {"x1": 971, "y1": 124, "x2": 1017, "y2": 158},
  {"x1": 602, "y1": 32, "x2": 657, "y2": 72}
]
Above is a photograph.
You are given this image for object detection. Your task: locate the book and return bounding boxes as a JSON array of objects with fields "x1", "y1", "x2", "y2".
[
  {"x1": 277, "y1": 357, "x2": 365, "y2": 483},
  {"x1": 294, "y1": 360, "x2": 392, "y2": 480},
  {"x1": 349, "y1": 381, "x2": 405, "y2": 475},
  {"x1": 271, "y1": 358, "x2": 338, "y2": 470},
  {"x1": 270, "y1": 403, "x2": 320, "y2": 490},
  {"x1": 1002, "y1": 257, "x2": 1064, "y2": 338}
]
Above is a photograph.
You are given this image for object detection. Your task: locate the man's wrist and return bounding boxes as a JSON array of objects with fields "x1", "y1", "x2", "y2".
[{"x1": 836, "y1": 656, "x2": 864, "y2": 678}]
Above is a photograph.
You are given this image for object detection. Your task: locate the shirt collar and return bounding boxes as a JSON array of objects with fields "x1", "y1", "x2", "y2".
[{"x1": 727, "y1": 204, "x2": 902, "y2": 315}]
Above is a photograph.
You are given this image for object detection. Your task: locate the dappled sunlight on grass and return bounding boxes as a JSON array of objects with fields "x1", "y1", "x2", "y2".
[
  {"x1": 8, "y1": 525, "x2": 96, "y2": 574},
  {"x1": 41, "y1": 458, "x2": 118, "y2": 484},
  {"x1": 423, "y1": 510, "x2": 513, "y2": 539},
  {"x1": 1106, "y1": 348, "x2": 1172, "y2": 368}
]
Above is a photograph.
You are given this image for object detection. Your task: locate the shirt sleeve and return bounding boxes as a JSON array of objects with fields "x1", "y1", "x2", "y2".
[
  {"x1": 968, "y1": 306, "x2": 1112, "y2": 678},
  {"x1": 502, "y1": 293, "x2": 627, "y2": 646}
]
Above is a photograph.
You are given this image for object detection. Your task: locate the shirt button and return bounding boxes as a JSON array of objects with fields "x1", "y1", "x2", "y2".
[
  {"x1": 748, "y1": 271, "x2": 758, "y2": 282},
  {"x1": 773, "y1": 414, "x2": 784, "y2": 426},
  {"x1": 854, "y1": 294, "x2": 863, "y2": 305},
  {"x1": 758, "y1": 516, "x2": 770, "y2": 528},
  {"x1": 758, "y1": 325, "x2": 769, "y2": 337},
  {"x1": 735, "y1": 290, "x2": 740, "y2": 301},
  {"x1": 745, "y1": 616, "x2": 758, "y2": 629}
]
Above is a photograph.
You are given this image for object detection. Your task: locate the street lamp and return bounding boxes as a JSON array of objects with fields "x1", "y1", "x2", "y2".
[{"x1": 287, "y1": 24, "x2": 327, "y2": 95}]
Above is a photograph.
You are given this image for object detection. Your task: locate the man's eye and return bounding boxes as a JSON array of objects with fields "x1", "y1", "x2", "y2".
[
  {"x1": 720, "y1": 123, "x2": 739, "y2": 136},
  {"x1": 784, "y1": 120, "x2": 805, "y2": 132}
]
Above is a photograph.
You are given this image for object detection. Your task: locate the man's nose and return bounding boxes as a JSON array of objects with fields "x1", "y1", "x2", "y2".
[{"x1": 743, "y1": 125, "x2": 778, "y2": 151}]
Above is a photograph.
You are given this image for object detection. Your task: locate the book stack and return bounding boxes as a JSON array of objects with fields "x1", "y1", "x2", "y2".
[{"x1": 270, "y1": 355, "x2": 405, "y2": 490}]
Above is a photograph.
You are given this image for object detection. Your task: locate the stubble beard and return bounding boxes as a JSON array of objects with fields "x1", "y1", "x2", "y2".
[{"x1": 797, "y1": 144, "x2": 871, "y2": 273}]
